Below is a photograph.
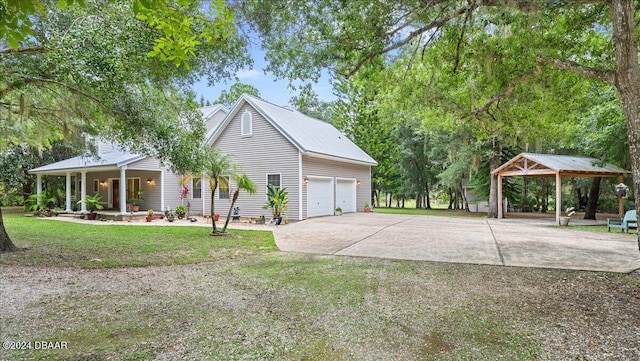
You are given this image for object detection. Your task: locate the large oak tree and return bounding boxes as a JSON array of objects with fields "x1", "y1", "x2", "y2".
[{"x1": 0, "y1": 0, "x2": 250, "y2": 252}]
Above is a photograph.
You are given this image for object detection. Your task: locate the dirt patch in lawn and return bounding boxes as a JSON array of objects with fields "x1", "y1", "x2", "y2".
[{"x1": 1, "y1": 256, "x2": 639, "y2": 360}]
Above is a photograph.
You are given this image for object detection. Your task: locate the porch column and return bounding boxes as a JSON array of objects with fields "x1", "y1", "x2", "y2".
[
  {"x1": 80, "y1": 171, "x2": 87, "y2": 213},
  {"x1": 65, "y1": 172, "x2": 72, "y2": 212},
  {"x1": 160, "y1": 169, "x2": 165, "y2": 213},
  {"x1": 119, "y1": 166, "x2": 127, "y2": 214},
  {"x1": 497, "y1": 174, "x2": 503, "y2": 219},
  {"x1": 555, "y1": 172, "x2": 561, "y2": 225},
  {"x1": 35, "y1": 174, "x2": 42, "y2": 207}
]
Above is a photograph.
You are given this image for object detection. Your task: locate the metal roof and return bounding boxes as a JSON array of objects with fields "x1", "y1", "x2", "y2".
[
  {"x1": 492, "y1": 153, "x2": 627, "y2": 177},
  {"x1": 30, "y1": 105, "x2": 227, "y2": 175},
  {"x1": 29, "y1": 150, "x2": 145, "y2": 175},
  {"x1": 210, "y1": 94, "x2": 377, "y2": 166}
]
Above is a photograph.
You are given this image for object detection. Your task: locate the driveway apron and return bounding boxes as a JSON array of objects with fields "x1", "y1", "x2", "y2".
[{"x1": 273, "y1": 213, "x2": 640, "y2": 273}]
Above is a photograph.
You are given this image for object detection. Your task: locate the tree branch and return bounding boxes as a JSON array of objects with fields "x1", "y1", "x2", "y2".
[
  {"x1": 347, "y1": 2, "x2": 478, "y2": 77},
  {"x1": 21, "y1": 76, "x2": 104, "y2": 105},
  {"x1": 470, "y1": 63, "x2": 543, "y2": 119},
  {"x1": 536, "y1": 57, "x2": 616, "y2": 84},
  {"x1": 0, "y1": 46, "x2": 47, "y2": 56}
]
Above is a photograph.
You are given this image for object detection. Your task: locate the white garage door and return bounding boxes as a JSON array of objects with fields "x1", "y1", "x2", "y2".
[
  {"x1": 336, "y1": 179, "x2": 356, "y2": 213},
  {"x1": 307, "y1": 177, "x2": 334, "y2": 217}
]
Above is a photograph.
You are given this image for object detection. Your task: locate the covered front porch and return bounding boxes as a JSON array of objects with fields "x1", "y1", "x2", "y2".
[{"x1": 29, "y1": 151, "x2": 167, "y2": 215}]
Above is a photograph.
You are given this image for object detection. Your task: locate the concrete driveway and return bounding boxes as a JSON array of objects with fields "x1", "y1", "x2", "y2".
[{"x1": 273, "y1": 213, "x2": 640, "y2": 273}]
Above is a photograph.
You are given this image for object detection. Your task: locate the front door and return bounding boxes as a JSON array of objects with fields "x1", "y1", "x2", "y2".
[{"x1": 112, "y1": 179, "x2": 120, "y2": 209}]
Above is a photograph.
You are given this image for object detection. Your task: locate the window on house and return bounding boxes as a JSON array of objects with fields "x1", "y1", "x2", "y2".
[
  {"x1": 219, "y1": 176, "x2": 230, "y2": 199},
  {"x1": 126, "y1": 178, "x2": 141, "y2": 199},
  {"x1": 192, "y1": 177, "x2": 202, "y2": 199},
  {"x1": 241, "y1": 110, "x2": 252, "y2": 136},
  {"x1": 93, "y1": 179, "x2": 99, "y2": 193},
  {"x1": 267, "y1": 174, "x2": 281, "y2": 190}
]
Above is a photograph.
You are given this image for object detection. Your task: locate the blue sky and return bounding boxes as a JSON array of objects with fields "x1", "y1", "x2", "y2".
[{"x1": 191, "y1": 46, "x2": 336, "y2": 106}]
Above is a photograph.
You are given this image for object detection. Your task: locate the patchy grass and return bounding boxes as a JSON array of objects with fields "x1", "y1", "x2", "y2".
[
  {"x1": 2, "y1": 256, "x2": 639, "y2": 360},
  {"x1": 0, "y1": 214, "x2": 276, "y2": 268},
  {"x1": 1, "y1": 214, "x2": 639, "y2": 360},
  {"x1": 373, "y1": 207, "x2": 486, "y2": 218}
]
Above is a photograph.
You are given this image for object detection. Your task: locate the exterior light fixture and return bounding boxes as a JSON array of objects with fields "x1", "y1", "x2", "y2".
[
  {"x1": 356, "y1": 180, "x2": 361, "y2": 187},
  {"x1": 147, "y1": 179, "x2": 155, "y2": 185},
  {"x1": 303, "y1": 177, "x2": 309, "y2": 185}
]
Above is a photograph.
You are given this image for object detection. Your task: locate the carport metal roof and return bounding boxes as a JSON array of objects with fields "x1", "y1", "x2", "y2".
[{"x1": 491, "y1": 153, "x2": 628, "y2": 224}]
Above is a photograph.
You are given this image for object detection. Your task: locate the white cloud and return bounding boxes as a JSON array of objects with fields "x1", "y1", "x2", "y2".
[{"x1": 236, "y1": 69, "x2": 263, "y2": 79}]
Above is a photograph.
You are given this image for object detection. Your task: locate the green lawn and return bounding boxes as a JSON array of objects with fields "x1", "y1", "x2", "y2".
[
  {"x1": 1, "y1": 214, "x2": 638, "y2": 360},
  {"x1": 373, "y1": 206, "x2": 486, "y2": 217},
  {"x1": 0, "y1": 214, "x2": 276, "y2": 268}
]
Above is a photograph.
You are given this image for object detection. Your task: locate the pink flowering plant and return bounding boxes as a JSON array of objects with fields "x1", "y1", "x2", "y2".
[{"x1": 179, "y1": 185, "x2": 189, "y2": 200}]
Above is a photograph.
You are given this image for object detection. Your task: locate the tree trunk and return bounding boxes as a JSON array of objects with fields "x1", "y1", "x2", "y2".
[
  {"x1": 487, "y1": 142, "x2": 502, "y2": 218},
  {"x1": 572, "y1": 179, "x2": 582, "y2": 210},
  {"x1": 425, "y1": 183, "x2": 431, "y2": 209},
  {"x1": 609, "y1": 0, "x2": 640, "y2": 251},
  {"x1": 210, "y1": 182, "x2": 218, "y2": 234},
  {"x1": 447, "y1": 188, "x2": 454, "y2": 209},
  {"x1": 0, "y1": 208, "x2": 18, "y2": 252},
  {"x1": 583, "y1": 177, "x2": 601, "y2": 220},
  {"x1": 221, "y1": 190, "x2": 239, "y2": 233}
]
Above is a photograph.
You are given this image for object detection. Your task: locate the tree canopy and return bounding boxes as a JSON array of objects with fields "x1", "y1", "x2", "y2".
[
  {"x1": 0, "y1": 0, "x2": 251, "y2": 251},
  {"x1": 215, "y1": 82, "x2": 261, "y2": 109},
  {"x1": 239, "y1": 0, "x2": 640, "y2": 228}
]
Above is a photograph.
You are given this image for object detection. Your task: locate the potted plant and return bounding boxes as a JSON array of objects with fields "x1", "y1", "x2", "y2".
[
  {"x1": 128, "y1": 189, "x2": 144, "y2": 212},
  {"x1": 256, "y1": 215, "x2": 265, "y2": 225},
  {"x1": 560, "y1": 206, "x2": 575, "y2": 226},
  {"x1": 364, "y1": 202, "x2": 372, "y2": 213},
  {"x1": 146, "y1": 209, "x2": 154, "y2": 222},
  {"x1": 263, "y1": 184, "x2": 288, "y2": 225},
  {"x1": 167, "y1": 212, "x2": 175, "y2": 222},
  {"x1": 335, "y1": 207, "x2": 343, "y2": 216},
  {"x1": 77, "y1": 193, "x2": 104, "y2": 220},
  {"x1": 175, "y1": 205, "x2": 187, "y2": 219}
]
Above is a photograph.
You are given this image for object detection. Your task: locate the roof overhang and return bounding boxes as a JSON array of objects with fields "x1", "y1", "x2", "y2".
[
  {"x1": 29, "y1": 154, "x2": 146, "y2": 175},
  {"x1": 304, "y1": 151, "x2": 378, "y2": 167},
  {"x1": 29, "y1": 165, "x2": 123, "y2": 176}
]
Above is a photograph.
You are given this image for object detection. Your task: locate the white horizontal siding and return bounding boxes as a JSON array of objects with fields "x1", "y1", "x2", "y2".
[{"x1": 212, "y1": 103, "x2": 300, "y2": 220}]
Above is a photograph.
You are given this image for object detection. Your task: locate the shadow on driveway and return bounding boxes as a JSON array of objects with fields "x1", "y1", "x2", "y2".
[{"x1": 273, "y1": 213, "x2": 640, "y2": 273}]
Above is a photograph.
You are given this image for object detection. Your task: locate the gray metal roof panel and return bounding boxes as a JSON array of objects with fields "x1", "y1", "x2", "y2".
[
  {"x1": 30, "y1": 150, "x2": 144, "y2": 173},
  {"x1": 243, "y1": 95, "x2": 377, "y2": 165},
  {"x1": 521, "y1": 153, "x2": 627, "y2": 173}
]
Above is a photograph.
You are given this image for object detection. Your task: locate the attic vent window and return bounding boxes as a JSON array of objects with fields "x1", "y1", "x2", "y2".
[{"x1": 241, "y1": 110, "x2": 252, "y2": 136}]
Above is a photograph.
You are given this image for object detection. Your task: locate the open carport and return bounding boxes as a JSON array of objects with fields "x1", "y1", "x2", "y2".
[{"x1": 273, "y1": 213, "x2": 640, "y2": 273}]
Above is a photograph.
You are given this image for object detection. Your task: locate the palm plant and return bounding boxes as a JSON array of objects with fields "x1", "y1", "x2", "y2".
[
  {"x1": 25, "y1": 191, "x2": 57, "y2": 215},
  {"x1": 78, "y1": 193, "x2": 104, "y2": 213},
  {"x1": 203, "y1": 147, "x2": 234, "y2": 235},
  {"x1": 221, "y1": 172, "x2": 256, "y2": 233},
  {"x1": 263, "y1": 184, "x2": 289, "y2": 217}
]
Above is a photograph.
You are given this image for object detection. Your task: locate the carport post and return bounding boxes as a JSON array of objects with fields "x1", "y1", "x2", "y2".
[
  {"x1": 555, "y1": 172, "x2": 561, "y2": 225},
  {"x1": 497, "y1": 174, "x2": 503, "y2": 219}
]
